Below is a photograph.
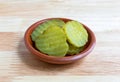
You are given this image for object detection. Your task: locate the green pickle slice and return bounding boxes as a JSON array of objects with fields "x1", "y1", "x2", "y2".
[
  {"x1": 63, "y1": 21, "x2": 88, "y2": 47},
  {"x1": 31, "y1": 19, "x2": 65, "y2": 41},
  {"x1": 67, "y1": 43, "x2": 84, "y2": 55},
  {"x1": 35, "y1": 26, "x2": 69, "y2": 57}
]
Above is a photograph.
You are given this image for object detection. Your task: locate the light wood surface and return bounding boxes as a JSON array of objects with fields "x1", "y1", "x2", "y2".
[{"x1": 0, "y1": 0, "x2": 120, "y2": 81}]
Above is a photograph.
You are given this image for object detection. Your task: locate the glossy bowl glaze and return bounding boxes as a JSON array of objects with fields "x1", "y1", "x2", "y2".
[{"x1": 24, "y1": 18, "x2": 96, "y2": 64}]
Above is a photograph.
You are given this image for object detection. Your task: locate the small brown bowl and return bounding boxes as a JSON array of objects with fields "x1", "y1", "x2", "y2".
[{"x1": 24, "y1": 18, "x2": 96, "y2": 64}]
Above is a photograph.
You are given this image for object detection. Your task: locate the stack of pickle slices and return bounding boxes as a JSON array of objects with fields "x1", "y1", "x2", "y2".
[{"x1": 31, "y1": 19, "x2": 88, "y2": 57}]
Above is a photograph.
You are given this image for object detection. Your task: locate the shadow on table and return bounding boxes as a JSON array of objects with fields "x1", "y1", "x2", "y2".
[{"x1": 17, "y1": 38, "x2": 85, "y2": 73}]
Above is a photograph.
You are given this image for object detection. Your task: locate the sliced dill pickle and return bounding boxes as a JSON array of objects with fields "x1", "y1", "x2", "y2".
[
  {"x1": 31, "y1": 19, "x2": 65, "y2": 41},
  {"x1": 67, "y1": 43, "x2": 84, "y2": 55},
  {"x1": 63, "y1": 21, "x2": 88, "y2": 47},
  {"x1": 35, "y1": 26, "x2": 68, "y2": 57}
]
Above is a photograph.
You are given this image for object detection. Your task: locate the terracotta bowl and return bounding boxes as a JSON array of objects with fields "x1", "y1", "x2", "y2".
[{"x1": 24, "y1": 18, "x2": 96, "y2": 64}]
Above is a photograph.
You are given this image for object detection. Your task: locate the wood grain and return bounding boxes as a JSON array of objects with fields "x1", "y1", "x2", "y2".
[
  {"x1": 0, "y1": 0, "x2": 120, "y2": 81},
  {"x1": 0, "y1": 32, "x2": 19, "y2": 51}
]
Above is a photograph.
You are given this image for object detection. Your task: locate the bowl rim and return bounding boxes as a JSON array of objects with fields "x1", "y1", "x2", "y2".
[{"x1": 24, "y1": 18, "x2": 96, "y2": 63}]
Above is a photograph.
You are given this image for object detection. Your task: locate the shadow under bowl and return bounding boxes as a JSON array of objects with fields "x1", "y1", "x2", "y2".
[{"x1": 24, "y1": 18, "x2": 96, "y2": 64}]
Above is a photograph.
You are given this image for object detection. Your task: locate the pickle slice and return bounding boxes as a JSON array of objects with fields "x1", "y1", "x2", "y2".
[
  {"x1": 67, "y1": 43, "x2": 84, "y2": 55},
  {"x1": 31, "y1": 19, "x2": 65, "y2": 41},
  {"x1": 63, "y1": 21, "x2": 88, "y2": 47},
  {"x1": 35, "y1": 26, "x2": 68, "y2": 57}
]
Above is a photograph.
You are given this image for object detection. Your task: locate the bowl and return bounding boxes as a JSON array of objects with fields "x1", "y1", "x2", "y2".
[{"x1": 24, "y1": 18, "x2": 96, "y2": 64}]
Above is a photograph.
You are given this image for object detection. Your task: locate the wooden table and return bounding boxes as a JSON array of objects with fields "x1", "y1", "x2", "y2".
[{"x1": 0, "y1": 0, "x2": 120, "y2": 82}]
